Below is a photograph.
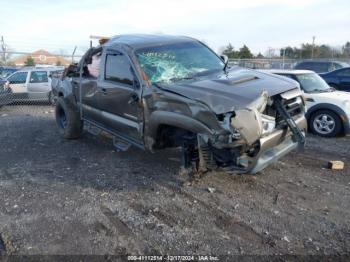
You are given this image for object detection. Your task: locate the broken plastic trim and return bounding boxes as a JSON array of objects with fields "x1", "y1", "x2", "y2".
[{"x1": 230, "y1": 90, "x2": 271, "y2": 145}]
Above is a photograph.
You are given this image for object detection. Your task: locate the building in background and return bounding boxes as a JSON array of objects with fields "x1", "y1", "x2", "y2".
[{"x1": 11, "y1": 49, "x2": 71, "y2": 66}]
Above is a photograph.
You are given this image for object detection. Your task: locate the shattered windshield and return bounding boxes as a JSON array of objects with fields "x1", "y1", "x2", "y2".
[
  {"x1": 135, "y1": 41, "x2": 225, "y2": 84},
  {"x1": 295, "y1": 73, "x2": 332, "y2": 93}
]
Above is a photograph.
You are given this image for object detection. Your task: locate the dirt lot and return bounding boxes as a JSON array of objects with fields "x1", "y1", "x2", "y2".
[{"x1": 0, "y1": 105, "x2": 349, "y2": 258}]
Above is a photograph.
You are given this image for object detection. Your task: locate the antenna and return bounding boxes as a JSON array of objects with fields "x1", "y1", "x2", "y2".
[{"x1": 71, "y1": 46, "x2": 77, "y2": 63}]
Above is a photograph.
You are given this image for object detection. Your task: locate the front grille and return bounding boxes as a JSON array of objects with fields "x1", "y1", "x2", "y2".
[{"x1": 264, "y1": 95, "x2": 304, "y2": 127}]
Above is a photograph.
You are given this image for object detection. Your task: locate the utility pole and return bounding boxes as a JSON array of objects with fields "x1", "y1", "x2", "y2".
[
  {"x1": 1, "y1": 36, "x2": 6, "y2": 65},
  {"x1": 282, "y1": 48, "x2": 286, "y2": 69},
  {"x1": 71, "y1": 46, "x2": 77, "y2": 63},
  {"x1": 311, "y1": 36, "x2": 316, "y2": 59}
]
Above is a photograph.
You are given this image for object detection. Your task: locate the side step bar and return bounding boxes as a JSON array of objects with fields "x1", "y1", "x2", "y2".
[{"x1": 83, "y1": 119, "x2": 144, "y2": 151}]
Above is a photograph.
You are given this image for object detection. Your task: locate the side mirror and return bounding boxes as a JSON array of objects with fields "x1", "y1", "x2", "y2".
[
  {"x1": 220, "y1": 55, "x2": 229, "y2": 65},
  {"x1": 133, "y1": 78, "x2": 140, "y2": 89}
]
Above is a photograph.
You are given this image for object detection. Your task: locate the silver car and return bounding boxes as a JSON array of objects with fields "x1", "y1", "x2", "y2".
[{"x1": 5, "y1": 66, "x2": 64, "y2": 104}]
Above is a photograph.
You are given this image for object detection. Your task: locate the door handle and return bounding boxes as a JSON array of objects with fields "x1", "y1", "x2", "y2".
[
  {"x1": 128, "y1": 94, "x2": 139, "y2": 104},
  {"x1": 101, "y1": 88, "x2": 107, "y2": 95}
]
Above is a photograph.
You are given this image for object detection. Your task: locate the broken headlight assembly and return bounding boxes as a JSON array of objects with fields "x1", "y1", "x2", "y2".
[
  {"x1": 230, "y1": 90, "x2": 277, "y2": 145},
  {"x1": 260, "y1": 114, "x2": 276, "y2": 136}
]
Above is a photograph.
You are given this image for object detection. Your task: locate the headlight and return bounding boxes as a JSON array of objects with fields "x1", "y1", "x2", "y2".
[{"x1": 260, "y1": 114, "x2": 276, "y2": 136}]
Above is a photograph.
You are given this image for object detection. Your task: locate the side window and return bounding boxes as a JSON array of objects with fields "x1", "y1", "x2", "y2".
[
  {"x1": 311, "y1": 62, "x2": 328, "y2": 73},
  {"x1": 8, "y1": 72, "x2": 28, "y2": 84},
  {"x1": 295, "y1": 62, "x2": 308, "y2": 69},
  {"x1": 87, "y1": 53, "x2": 101, "y2": 78},
  {"x1": 30, "y1": 71, "x2": 48, "y2": 83},
  {"x1": 337, "y1": 69, "x2": 350, "y2": 77},
  {"x1": 105, "y1": 53, "x2": 134, "y2": 86},
  {"x1": 333, "y1": 63, "x2": 343, "y2": 70}
]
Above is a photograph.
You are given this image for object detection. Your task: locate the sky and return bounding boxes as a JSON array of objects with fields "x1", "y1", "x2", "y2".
[{"x1": 0, "y1": 0, "x2": 349, "y2": 56}]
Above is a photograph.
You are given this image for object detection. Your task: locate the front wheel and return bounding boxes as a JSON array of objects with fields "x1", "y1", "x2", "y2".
[
  {"x1": 55, "y1": 97, "x2": 83, "y2": 139},
  {"x1": 309, "y1": 110, "x2": 342, "y2": 137}
]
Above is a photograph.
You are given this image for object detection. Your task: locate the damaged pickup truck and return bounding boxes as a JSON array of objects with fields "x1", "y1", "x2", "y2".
[{"x1": 52, "y1": 34, "x2": 307, "y2": 175}]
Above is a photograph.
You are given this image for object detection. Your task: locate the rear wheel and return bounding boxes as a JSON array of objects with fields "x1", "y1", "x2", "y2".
[
  {"x1": 55, "y1": 97, "x2": 83, "y2": 139},
  {"x1": 309, "y1": 110, "x2": 342, "y2": 137}
]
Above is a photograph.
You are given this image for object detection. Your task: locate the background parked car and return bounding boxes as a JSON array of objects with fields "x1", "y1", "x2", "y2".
[
  {"x1": 0, "y1": 66, "x2": 18, "y2": 79},
  {"x1": 0, "y1": 67, "x2": 18, "y2": 87},
  {"x1": 294, "y1": 60, "x2": 349, "y2": 73},
  {"x1": 265, "y1": 70, "x2": 350, "y2": 137},
  {"x1": 0, "y1": 84, "x2": 12, "y2": 108},
  {"x1": 4, "y1": 67, "x2": 64, "y2": 104},
  {"x1": 319, "y1": 67, "x2": 350, "y2": 92}
]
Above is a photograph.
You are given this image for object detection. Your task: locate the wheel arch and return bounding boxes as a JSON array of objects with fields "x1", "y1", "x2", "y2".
[
  {"x1": 306, "y1": 103, "x2": 349, "y2": 134},
  {"x1": 145, "y1": 110, "x2": 215, "y2": 149}
]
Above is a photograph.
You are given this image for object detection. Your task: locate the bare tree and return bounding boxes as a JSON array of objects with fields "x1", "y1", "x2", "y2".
[{"x1": 0, "y1": 36, "x2": 13, "y2": 66}]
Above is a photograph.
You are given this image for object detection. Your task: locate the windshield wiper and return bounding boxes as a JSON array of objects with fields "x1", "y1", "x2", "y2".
[
  {"x1": 168, "y1": 76, "x2": 195, "y2": 82},
  {"x1": 309, "y1": 89, "x2": 328, "y2": 93}
]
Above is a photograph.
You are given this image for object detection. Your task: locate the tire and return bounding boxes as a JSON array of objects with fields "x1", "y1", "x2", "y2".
[
  {"x1": 55, "y1": 97, "x2": 83, "y2": 139},
  {"x1": 309, "y1": 110, "x2": 342, "y2": 137}
]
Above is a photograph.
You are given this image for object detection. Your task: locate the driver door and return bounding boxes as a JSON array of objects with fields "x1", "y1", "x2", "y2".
[
  {"x1": 97, "y1": 50, "x2": 143, "y2": 143},
  {"x1": 27, "y1": 70, "x2": 50, "y2": 100}
]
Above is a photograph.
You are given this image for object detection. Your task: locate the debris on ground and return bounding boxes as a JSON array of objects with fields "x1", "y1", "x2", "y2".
[
  {"x1": 0, "y1": 233, "x2": 16, "y2": 254},
  {"x1": 282, "y1": 236, "x2": 290, "y2": 243},
  {"x1": 207, "y1": 187, "x2": 216, "y2": 193},
  {"x1": 328, "y1": 160, "x2": 345, "y2": 170}
]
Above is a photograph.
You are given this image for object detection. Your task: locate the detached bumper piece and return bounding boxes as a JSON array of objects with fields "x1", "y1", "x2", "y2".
[
  {"x1": 274, "y1": 97, "x2": 305, "y2": 144},
  {"x1": 249, "y1": 131, "x2": 305, "y2": 174},
  {"x1": 247, "y1": 95, "x2": 307, "y2": 174}
]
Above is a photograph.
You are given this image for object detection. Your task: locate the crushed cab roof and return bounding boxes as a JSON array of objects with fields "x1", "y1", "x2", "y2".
[{"x1": 105, "y1": 34, "x2": 196, "y2": 49}]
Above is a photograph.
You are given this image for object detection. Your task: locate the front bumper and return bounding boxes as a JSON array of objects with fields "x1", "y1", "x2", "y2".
[{"x1": 247, "y1": 116, "x2": 307, "y2": 174}]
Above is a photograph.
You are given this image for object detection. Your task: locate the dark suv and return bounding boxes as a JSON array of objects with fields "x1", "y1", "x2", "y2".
[
  {"x1": 294, "y1": 60, "x2": 349, "y2": 73},
  {"x1": 52, "y1": 34, "x2": 306, "y2": 175}
]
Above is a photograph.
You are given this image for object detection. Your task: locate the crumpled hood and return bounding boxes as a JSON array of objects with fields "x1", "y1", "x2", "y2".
[{"x1": 160, "y1": 67, "x2": 300, "y2": 114}]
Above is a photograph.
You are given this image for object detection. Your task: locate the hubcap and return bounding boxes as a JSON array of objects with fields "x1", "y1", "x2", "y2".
[{"x1": 313, "y1": 114, "x2": 335, "y2": 135}]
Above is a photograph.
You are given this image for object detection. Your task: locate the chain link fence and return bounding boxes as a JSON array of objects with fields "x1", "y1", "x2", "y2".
[
  {"x1": 1, "y1": 51, "x2": 350, "y2": 118},
  {"x1": 228, "y1": 58, "x2": 350, "y2": 69},
  {"x1": 0, "y1": 50, "x2": 83, "y2": 117}
]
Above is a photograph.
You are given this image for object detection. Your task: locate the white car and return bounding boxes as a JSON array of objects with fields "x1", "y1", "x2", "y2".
[
  {"x1": 267, "y1": 70, "x2": 350, "y2": 137},
  {"x1": 5, "y1": 66, "x2": 64, "y2": 104}
]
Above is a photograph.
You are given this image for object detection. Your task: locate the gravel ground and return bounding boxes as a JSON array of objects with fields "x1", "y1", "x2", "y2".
[{"x1": 0, "y1": 105, "x2": 349, "y2": 258}]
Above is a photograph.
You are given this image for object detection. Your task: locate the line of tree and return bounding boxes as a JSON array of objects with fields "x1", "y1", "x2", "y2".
[
  {"x1": 221, "y1": 42, "x2": 350, "y2": 59},
  {"x1": 280, "y1": 42, "x2": 350, "y2": 59},
  {"x1": 222, "y1": 43, "x2": 262, "y2": 59}
]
